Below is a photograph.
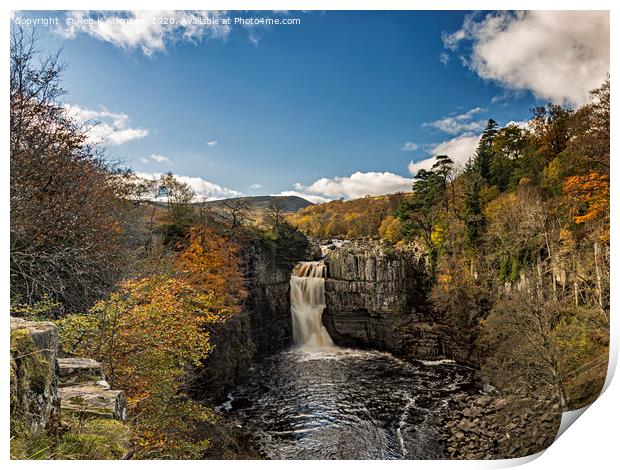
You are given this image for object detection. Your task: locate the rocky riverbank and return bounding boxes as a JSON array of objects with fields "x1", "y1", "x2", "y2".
[{"x1": 438, "y1": 389, "x2": 561, "y2": 459}]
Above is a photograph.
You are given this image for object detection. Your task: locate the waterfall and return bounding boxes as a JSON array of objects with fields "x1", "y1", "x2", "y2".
[{"x1": 290, "y1": 261, "x2": 334, "y2": 349}]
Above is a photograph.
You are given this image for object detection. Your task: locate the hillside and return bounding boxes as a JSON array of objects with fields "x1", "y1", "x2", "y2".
[
  {"x1": 204, "y1": 195, "x2": 313, "y2": 213},
  {"x1": 288, "y1": 193, "x2": 409, "y2": 241}
]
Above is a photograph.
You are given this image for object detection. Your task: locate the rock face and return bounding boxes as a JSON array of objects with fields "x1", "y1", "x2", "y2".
[
  {"x1": 242, "y1": 242, "x2": 293, "y2": 357},
  {"x1": 10, "y1": 318, "x2": 59, "y2": 433},
  {"x1": 323, "y1": 241, "x2": 455, "y2": 360},
  {"x1": 192, "y1": 240, "x2": 296, "y2": 402},
  {"x1": 191, "y1": 310, "x2": 255, "y2": 402}
]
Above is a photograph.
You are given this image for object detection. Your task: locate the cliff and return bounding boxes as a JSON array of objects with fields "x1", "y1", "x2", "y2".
[
  {"x1": 323, "y1": 241, "x2": 461, "y2": 361},
  {"x1": 192, "y1": 239, "x2": 295, "y2": 402}
]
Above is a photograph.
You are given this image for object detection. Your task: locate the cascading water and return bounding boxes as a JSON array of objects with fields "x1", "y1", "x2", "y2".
[
  {"x1": 217, "y1": 259, "x2": 478, "y2": 459},
  {"x1": 290, "y1": 261, "x2": 334, "y2": 348}
]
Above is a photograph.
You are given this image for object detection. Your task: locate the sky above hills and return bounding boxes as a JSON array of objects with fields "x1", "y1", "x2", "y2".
[{"x1": 12, "y1": 10, "x2": 609, "y2": 202}]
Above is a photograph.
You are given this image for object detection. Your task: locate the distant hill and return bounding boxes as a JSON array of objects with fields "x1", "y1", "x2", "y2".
[{"x1": 203, "y1": 195, "x2": 314, "y2": 213}]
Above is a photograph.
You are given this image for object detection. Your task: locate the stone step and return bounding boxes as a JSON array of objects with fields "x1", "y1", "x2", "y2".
[
  {"x1": 57, "y1": 357, "x2": 103, "y2": 385},
  {"x1": 59, "y1": 384, "x2": 127, "y2": 421}
]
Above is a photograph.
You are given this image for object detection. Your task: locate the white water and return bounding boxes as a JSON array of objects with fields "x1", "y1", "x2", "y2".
[{"x1": 290, "y1": 261, "x2": 334, "y2": 349}]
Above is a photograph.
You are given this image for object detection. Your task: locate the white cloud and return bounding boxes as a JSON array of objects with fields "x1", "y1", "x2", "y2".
[
  {"x1": 408, "y1": 134, "x2": 481, "y2": 175},
  {"x1": 137, "y1": 172, "x2": 243, "y2": 201},
  {"x1": 207, "y1": 139, "x2": 219, "y2": 146},
  {"x1": 443, "y1": 11, "x2": 609, "y2": 105},
  {"x1": 148, "y1": 154, "x2": 172, "y2": 164},
  {"x1": 401, "y1": 142, "x2": 420, "y2": 152},
  {"x1": 140, "y1": 158, "x2": 149, "y2": 164},
  {"x1": 57, "y1": 10, "x2": 231, "y2": 56},
  {"x1": 291, "y1": 171, "x2": 413, "y2": 201},
  {"x1": 65, "y1": 104, "x2": 148, "y2": 146},
  {"x1": 423, "y1": 107, "x2": 486, "y2": 134},
  {"x1": 250, "y1": 183, "x2": 263, "y2": 189}
]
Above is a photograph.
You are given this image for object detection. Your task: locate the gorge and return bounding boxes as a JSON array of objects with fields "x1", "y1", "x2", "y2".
[{"x1": 215, "y1": 243, "x2": 482, "y2": 459}]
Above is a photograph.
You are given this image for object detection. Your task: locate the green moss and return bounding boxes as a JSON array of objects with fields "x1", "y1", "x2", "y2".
[
  {"x1": 10, "y1": 329, "x2": 54, "y2": 440},
  {"x1": 383, "y1": 247, "x2": 399, "y2": 262},
  {"x1": 10, "y1": 329, "x2": 53, "y2": 395}
]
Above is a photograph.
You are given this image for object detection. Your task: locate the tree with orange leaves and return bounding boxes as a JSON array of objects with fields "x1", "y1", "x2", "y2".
[{"x1": 562, "y1": 171, "x2": 609, "y2": 226}]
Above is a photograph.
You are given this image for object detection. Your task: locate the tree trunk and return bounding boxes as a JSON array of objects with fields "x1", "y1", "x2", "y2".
[{"x1": 593, "y1": 241, "x2": 605, "y2": 315}]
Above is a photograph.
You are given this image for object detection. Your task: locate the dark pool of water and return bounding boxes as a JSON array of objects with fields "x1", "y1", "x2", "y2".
[{"x1": 217, "y1": 347, "x2": 477, "y2": 459}]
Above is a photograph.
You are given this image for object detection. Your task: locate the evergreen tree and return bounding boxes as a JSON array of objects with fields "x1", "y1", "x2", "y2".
[{"x1": 473, "y1": 119, "x2": 499, "y2": 182}]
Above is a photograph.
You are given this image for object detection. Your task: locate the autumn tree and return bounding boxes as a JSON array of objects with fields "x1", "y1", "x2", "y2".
[
  {"x1": 221, "y1": 199, "x2": 252, "y2": 229},
  {"x1": 10, "y1": 28, "x2": 130, "y2": 313},
  {"x1": 264, "y1": 199, "x2": 286, "y2": 232},
  {"x1": 58, "y1": 276, "x2": 220, "y2": 458}
]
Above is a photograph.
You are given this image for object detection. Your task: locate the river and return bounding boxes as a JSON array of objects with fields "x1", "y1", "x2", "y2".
[{"x1": 216, "y1": 260, "x2": 477, "y2": 459}]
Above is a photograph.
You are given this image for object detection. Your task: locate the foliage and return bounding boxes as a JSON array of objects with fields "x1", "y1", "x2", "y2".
[
  {"x1": 177, "y1": 225, "x2": 246, "y2": 311},
  {"x1": 396, "y1": 158, "x2": 454, "y2": 277},
  {"x1": 11, "y1": 417, "x2": 131, "y2": 460},
  {"x1": 288, "y1": 194, "x2": 407, "y2": 240},
  {"x1": 392, "y1": 80, "x2": 609, "y2": 409},
  {"x1": 562, "y1": 171, "x2": 609, "y2": 225},
  {"x1": 10, "y1": 29, "x2": 132, "y2": 314},
  {"x1": 57, "y1": 274, "x2": 226, "y2": 458}
]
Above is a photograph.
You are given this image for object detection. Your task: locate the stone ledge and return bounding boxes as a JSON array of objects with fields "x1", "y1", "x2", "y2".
[
  {"x1": 59, "y1": 384, "x2": 127, "y2": 421},
  {"x1": 58, "y1": 357, "x2": 103, "y2": 385}
]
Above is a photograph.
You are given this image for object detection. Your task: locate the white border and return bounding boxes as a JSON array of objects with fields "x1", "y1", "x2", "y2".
[{"x1": 2, "y1": 2, "x2": 617, "y2": 468}]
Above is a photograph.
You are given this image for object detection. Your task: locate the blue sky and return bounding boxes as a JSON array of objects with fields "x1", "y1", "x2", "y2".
[{"x1": 12, "y1": 10, "x2": 609, "y2": 202}]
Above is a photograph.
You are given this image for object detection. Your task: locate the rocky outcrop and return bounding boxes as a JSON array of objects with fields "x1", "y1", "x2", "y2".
[
  {"x1": 438, "y1": 390, "x2": 561, "y2": 459},
  {"x1": 242, "y1": 242, "x2": 293, "y2": 357},
  {"x1": 57, "y1": 358, "x2": 127, "y2": 421},
  {"x1": 10, "y1": 317, "x2": 127, "y2": 443},
  {"x1": 10, "y1": 318, "x2": 59, "y2": 434},
  {"x1": 191, "y1": 311, "x2": 255, "y2": 402},
  {"x1": 323, "y1": 241, "x2": 460, "y2": 360}
]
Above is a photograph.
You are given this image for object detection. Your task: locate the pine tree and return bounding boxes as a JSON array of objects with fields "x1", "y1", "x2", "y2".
[{"x1": 473, "y1": 119, "x2": 499, "y2": 182}]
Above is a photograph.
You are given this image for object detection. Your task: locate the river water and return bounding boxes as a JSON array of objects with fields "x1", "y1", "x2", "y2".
[
  {"x1": 216, "y1": 260, "x2": 476, "y2": 459},
  {"x1": 218, "y1": 348, "x2": 476, "y2": 459}
]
